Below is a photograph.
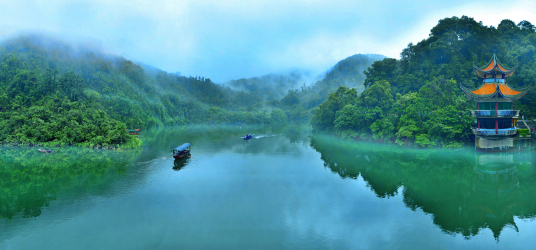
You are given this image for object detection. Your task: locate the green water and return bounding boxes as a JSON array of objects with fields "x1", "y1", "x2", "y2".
[{"x1": 1, "y1": 125, "x2": 536, "y2": 249}]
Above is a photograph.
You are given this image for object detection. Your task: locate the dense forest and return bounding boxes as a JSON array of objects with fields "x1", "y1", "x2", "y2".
[
  {"x1": 0, "y1": 33, "x2": 382, "y2": 147},
  {"x1": 311, "y1": 16, "x2": 536, "y2": 148}
]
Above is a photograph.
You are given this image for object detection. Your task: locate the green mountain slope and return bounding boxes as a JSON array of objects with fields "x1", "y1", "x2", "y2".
[
  {"x1": 312, "y1": 16, "x2": 536, "y2": 147},
  {"x1": 0, "y1": 34, "x2": 270, "y2": 146}
]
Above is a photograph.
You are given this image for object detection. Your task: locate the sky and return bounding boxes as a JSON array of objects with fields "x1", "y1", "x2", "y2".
[{"x1": 1, "y1": 0, "x2": 536, "y2": 83}]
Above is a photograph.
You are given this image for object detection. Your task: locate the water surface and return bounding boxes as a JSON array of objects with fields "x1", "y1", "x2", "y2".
[{"x1": 2, "y1": 125, "x2": 536, "y2": 249}]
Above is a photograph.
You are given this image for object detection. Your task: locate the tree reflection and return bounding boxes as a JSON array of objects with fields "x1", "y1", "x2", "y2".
[
  {"x1": 310, "y1": 135, "x2": 536, "y2": 239},
  {"x1": 0, "y1": 147, "x2": 141, "y2": 220}
]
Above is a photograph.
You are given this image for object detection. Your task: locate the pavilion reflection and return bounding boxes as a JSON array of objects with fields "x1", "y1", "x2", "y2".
[{"x1": 310, "y1": 135, "x2": 536, "y2": 240}]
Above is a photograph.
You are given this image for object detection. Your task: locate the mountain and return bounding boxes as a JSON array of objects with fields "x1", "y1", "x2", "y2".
[
  {"x1": 311, "y1": 16, "x2": 536, "y2": 148},
  {"x1": 225, "y1": 70, "x2": 318, "y2": 102},
  {"x1": 226, "y1": 54, "x2": 386, "y2": 112},
  {"x1": 0, "y1": 33, "x2": 270, "y2": 146},
  {"x1": 0, "y1": 32, "x2": 385, "y2": 146}
]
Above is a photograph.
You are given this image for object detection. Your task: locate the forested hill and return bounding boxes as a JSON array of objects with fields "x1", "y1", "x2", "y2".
[
  {"x1": 229, "y1": 54, "x2": 385, "y2": 111},
  {"x1": 0, "y1": 34, "x2": 271, "y2": 146},
  {"x1": 296, "y1": 53, "x2": 385, "y2": 109},
  {"x1": 225, "y1": 53, "x2": 385, "y2": 104},
  {"x1": 312, "y1": 16, "x2": 536, "y2": 148},
  {"x1": 225, "y1": 71, "x2": 316, "y2": 102},
  {"x1": 0, "y1": 33, "x2": 383, "y2": 146},
  {"x1": 323, "y1": 54, "x2": 386, "y2": 89}
]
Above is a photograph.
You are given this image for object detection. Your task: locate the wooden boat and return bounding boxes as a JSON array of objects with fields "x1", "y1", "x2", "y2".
[
  {"x1": 242, "y1": 134, "x2": 252, "y2": 140},
  {"x1": 38, "y1": 149, "x2": 54, "y2": 154},
  {"x1": 172, "y1": 143, "x2": 191, "y2": 159}
]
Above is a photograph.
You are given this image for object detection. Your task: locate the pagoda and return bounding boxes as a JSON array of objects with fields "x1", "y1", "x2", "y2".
[{"x1": 460, "y1": 53, "x2": 531, "y2": 151}]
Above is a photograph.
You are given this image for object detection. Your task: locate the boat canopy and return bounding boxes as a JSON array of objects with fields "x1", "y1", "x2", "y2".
[{"x1": 174, "y1": 143, "x2": 190, "y2": 152}]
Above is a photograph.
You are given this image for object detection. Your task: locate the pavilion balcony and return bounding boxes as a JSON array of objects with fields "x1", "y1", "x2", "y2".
[
  {"x1": 483, "y1": 78, "x2": 505, "y2": 83},
  {"x1": 471, "y1": 110, "x2": 519, "y2": 118},
  {"x1": 472, "y1": 128, "x2": 517, "y2": 137}
]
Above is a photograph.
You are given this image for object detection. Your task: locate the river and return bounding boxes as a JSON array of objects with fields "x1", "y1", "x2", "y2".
[{"x1": 1, "y1": 125, "x2": 536, "y2": 249}]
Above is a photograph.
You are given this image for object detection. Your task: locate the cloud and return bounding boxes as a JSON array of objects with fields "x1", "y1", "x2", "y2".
[{"x1": 0, "y1": 0, "x2": 535, "y2": 82}]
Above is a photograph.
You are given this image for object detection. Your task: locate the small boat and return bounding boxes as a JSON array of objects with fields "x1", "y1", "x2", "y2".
[
  {"x1": 172, "y1": 143, "x2": 191, "y2": 159},
  {"x1": 38, "y1": 149, "x2": 54, "y2": 154},
  {"x1": 242, "y1": 133, "x2": 252, "y2": 140}
]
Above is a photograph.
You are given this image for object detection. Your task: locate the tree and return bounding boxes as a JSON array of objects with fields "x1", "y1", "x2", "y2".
[{"x1": 271, "y1": 110, "x2": 287, "y2": 124}]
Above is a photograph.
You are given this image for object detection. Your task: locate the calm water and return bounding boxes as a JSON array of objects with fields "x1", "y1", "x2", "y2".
[{"x1": 2, "y1": 125, "x2": 536, "y2": 249}]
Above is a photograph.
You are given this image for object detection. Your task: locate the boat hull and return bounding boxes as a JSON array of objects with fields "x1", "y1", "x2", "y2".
[{"x1": 173, "y1": 153, "x2": 190, "y2": 159}]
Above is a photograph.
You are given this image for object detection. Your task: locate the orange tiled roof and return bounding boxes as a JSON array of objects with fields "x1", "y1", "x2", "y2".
[
  {"x1": 471, "y1": 83, "x2": 496, "y2": 95},
  {"x1": 497, "y1": 64, "x2": 508, "y2": 71},
  {"x1": 498, "y1": 84, "x2": 521, "y2": 95},
  {"x1": 481, "y1": 60, "x2": 496, "y2": 71}
]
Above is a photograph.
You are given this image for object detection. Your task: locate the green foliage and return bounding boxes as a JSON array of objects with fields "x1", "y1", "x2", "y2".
[
  {"x1": 281, "y1": 90, "x2": 300, "y2": 107},
  {"x1": 370, "y1": 117, "x2": 396, "y2": 141},
  {"x1": 270, "y1": 110, "x2": 288, "y2": 124},
  {"x1": 415, "y1": 134, "x2": 435, "y2": 147},
  {"x1": 226, "y1": 54, "x2": 384, "y2": 123},
  {"x1": 518, "y1": 129, "x2": 530, "y2": 136},
  {"x1": 0, "y1": 146, "x2": 141, "y2": 219},
  {"x1": 334, "y1": 105, "x2": 361, "y2": 138},
  {"x1": 311, "y1": 16, "x2": 536, "y2": 147},
  {"x1": 0, "y1": 34, "x2": 304, "y2": 145},
  {"x1": 311, "y1": 86, "x2": 358, "y2": 132}
]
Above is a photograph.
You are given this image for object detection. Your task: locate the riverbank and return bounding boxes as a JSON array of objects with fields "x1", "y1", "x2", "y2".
[{"x1": 0, "y1": 135, "x2": 142, "y2": 150}]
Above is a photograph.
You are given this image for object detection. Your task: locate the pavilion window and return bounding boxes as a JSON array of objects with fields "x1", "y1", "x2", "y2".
[
  {"x1": 498, "y1": 118, "x2": 512, "y2": 129},
  {"x1": 498, "y1": 102, "x2": 510, "y2": 110},
  {"x1": 479, "y1": 119, "x2": 495, "y2": 129}
]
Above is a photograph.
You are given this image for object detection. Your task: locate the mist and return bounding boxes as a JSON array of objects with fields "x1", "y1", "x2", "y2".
[{"x1": 2, "y1": 1, "x2": 536, "y2": 83}]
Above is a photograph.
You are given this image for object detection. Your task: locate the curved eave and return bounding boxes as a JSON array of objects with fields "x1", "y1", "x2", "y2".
[
  {"x1": 498, "y1": 84, "x2": 532, "y2": 100},
  {"x1": 460, "y1": 84, "x2": 498, "y2": 100},
  {"x1": 473, "y1": 66, "x2": 517, "y2": 78},
  {"x1": 473, "y1": 53, "x2": 518, "y2": 78},
  {"x1": 460, "y1": 84, "x2": 532, "y2": 101}
]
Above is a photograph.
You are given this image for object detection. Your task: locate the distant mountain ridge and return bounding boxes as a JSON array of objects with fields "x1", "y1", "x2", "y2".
[
  {"x1": 324, "y1": 54, "x2": 386, "y2": 89},
  {"x1": 225, "y1": 53, "x2": 386, "y2": 110}
]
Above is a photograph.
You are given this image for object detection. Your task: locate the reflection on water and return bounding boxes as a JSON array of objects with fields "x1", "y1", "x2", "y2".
[
  {"x1": 3, "y1": 125, "x2": 536, "y2": 248},
  {"x1": 310, "y1": 134, "x2": 536, "y2": 240},
  {"x1": 173, "y1": 158, "x2": 191, "y2": 171},
  {"x1": 0, "y1": 146, "x2": 141, "y2": 220},
  {"x1": 0, "y1": 125, "x2": 310, "y2": 221}
]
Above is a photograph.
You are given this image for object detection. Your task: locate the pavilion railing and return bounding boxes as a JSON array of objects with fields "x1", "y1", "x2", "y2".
[
  {"x1": 472, "y1": 128, "x2": 518, "y2": 136},
  {"x1": 471, "y1": 110, "x2": 519, "y2": 117}
]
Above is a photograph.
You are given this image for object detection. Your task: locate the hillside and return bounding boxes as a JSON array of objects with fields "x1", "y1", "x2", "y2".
[
  {"x1": 0, "y1": 34, "x2": 272, "y2": 146},
  {"x1": 297, "y1": 53, "x2": 386, "y2": 109},
  {"x1": 0, "y1": 32, "x2": 386, "y2": 146},
  {"x1": 311, "y1": 16, "x2": 536, "y2": 148},
  {"x1": 227, "y1": 54, "x2": 385, "y2": 116}
]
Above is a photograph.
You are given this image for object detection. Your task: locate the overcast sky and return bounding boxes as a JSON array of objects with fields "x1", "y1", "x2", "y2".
[{"x1": 1, "y1": 0, "x2": 536, "y2": 82}]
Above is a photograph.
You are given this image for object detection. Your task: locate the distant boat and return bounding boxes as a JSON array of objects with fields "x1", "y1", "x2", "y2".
[
  {"x1": 172, "y1": 143, "x2": 191, "y2": 159},
  {"x1": 242, "y1": 134, "x2": 252, "y2": 140}
]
